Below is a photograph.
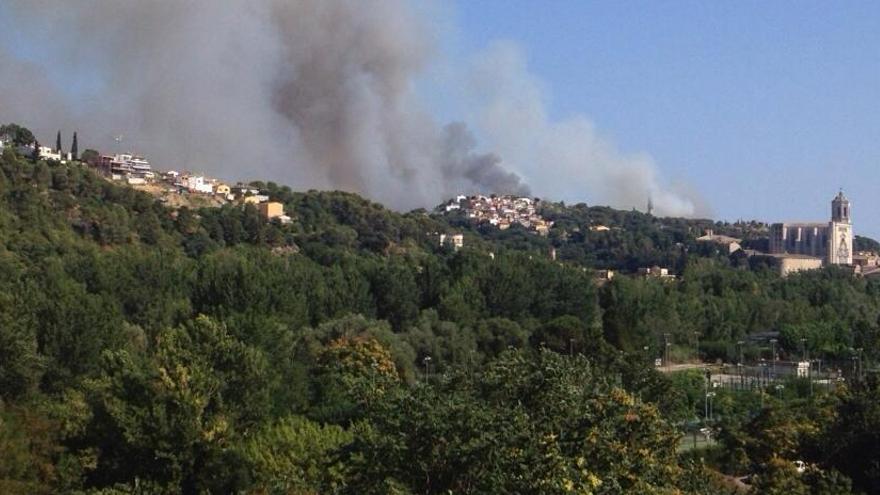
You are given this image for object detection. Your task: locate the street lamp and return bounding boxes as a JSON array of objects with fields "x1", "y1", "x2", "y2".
[
  {"x1": 737, "y1": 340, "x2": 745, "y2": 387},
  {"x1": 850, "y1": 353, "x2": 857, "y2": 381},
  {"x1": 775, "y1": 384, "x2": 785, "y2": 400},
  {"x1": 664, "y1": 333, "x2": 671, "y2": 369},
  {"x1": 706, "y1": 391, "x2": 717, "y2": 422},
  {"x1": 770, "y1": 338, "x2": 778, "y2": 380},
  {"x1": 423, "y1": 356, "x2": 432, "y2": 381},
  {"x1": 857, "y1": 348, "x2": 864, "y2": 381}
]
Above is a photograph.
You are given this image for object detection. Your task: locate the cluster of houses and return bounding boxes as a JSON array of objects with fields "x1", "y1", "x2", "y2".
[
  {"x1": 443, "y1": 194, "x2": 553, "y2": 235},
  {"x1": 0, "y1": 135, "x2": 293, "y2": 225},
  {"x1": 95, "y1": 154, "x2": 293, "y2": 224}
]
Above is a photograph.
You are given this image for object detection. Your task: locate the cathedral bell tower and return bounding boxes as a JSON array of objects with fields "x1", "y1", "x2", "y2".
[
  {"x1": 828, "y1": 190, "x2": 853, "y2": 265},
  {"x1": 832, "y1": 190, "x2": 851, "y2": 224}
]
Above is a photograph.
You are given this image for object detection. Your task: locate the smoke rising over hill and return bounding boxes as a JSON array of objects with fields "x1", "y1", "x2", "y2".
[{"x1": 1, "y1": 0, "x2": 703, "y2": 216}]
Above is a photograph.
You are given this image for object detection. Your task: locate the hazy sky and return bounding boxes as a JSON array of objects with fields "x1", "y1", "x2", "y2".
[
  {"x1": 440, "y1": 1, "x2": 880, "y2": 236},
  {"x1": 2, "y1": 1, "x2": 879, "y2": 236}
]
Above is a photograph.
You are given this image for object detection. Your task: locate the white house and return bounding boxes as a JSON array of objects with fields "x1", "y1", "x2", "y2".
[
  {"x1": 439, "y1": 233, "x2": 464, "y2": 251},
  {"x1": 101, "y1": 153, "x2": 151, "y2": 178},
  {"x1": 242, "y1": 194, "x2": 270, "y2": 204},
  {"x1": 38, "y1": 146, "x2": 64, "y2": 161},
  {"x1": 184, "y1": 175, "x2": 214, "y2": 194}
]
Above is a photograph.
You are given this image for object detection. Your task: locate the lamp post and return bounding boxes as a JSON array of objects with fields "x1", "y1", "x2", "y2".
[
  {"x1": 770, "y1": 338, "x2": 778, "y2": 380},
  {"x1": 758, "y1": 360, "x2": 766, "y2": 408},
  {"x1": 664, "y1": 333, "x2": 671, "y2": 369},
  {"x1": 850, "y1": 353, "x2": 857, "y2": 382},
  {"x1": 704, "y1": 375, "x2": 709, "y2": 423},
  {"x1": 775, "y1": 384, "x2": 785, "y2": 400},
  {"x1": 857, "y1": 348, "x2": 864, "y2": 381},
  {"x1": 423, "y1": 356, "x2": 432, "y2": 381},
  {"x1": 737, "y1": 340, "x2": 745, "y2": 388},
  {"x1": 706, "y1": 391, "x2": 716, "y2": 422}
]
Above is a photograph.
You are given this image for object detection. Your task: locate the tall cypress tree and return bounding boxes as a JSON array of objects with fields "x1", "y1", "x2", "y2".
[
  {"x1": 32, "y1": 139, "x2": 40, "y2": 161},
  {"x1": 55, "y1": 130, "x2": 62, "y2": 153},
  {"x1": 71, "y1": 132, "x2": 78, "y2": 160}
]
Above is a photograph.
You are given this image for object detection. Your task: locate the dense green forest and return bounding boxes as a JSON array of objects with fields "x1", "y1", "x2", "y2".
[{"x1": 1, "y1": 132, "x2": 880, "y2": 493}]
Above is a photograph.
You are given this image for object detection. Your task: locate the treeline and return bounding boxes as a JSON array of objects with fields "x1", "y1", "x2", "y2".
[{"x1": 603, "y1": 260, "x2": 880, "y2": 363}]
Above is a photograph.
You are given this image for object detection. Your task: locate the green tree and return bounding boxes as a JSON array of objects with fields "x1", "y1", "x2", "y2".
[
  {"x1": 822, "y1": 377, "x2": 880, "y2": 493},
  {"x1": 81, "y1": 148, "x2": 99, "y2": 164},
  {"x1": 0, "y1": 404, "x2": 60, "y2": 494},
  {"x1": 532, "y1": 314, "x2": 606, "y2": 357},
  {"x1": 343, "y1": 350, "x2": 688, "y2": 494},
  {"x1": 0, "y1": 123, "x2": 35, "y2": 146},
  {"x1": 241, "y1": 415, "x2": 352, "y2": 494},
  {"x1": 71, "y1": 132, "x2": 78, "y2": 160},
  {"x1": 68, "y1": 316, "x2": 270, "y2": 492}
]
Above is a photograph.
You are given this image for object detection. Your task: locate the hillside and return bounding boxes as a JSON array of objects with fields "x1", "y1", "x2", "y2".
[{"x1": 0, "y1": 144, "x2": 878, "y2": 493}]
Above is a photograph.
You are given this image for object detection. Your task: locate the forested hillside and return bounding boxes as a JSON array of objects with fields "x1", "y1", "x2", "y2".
[{"x1": 1, "y1": 145, "x2": 879, "y2": 494}]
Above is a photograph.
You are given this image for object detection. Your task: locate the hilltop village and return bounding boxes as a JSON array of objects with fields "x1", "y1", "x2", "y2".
[
  {"x1": 442, "y1": 195, "x2": 553, "y2": 235},
  {"x1": 1, "y1": 129, "x2": 293, "y2": 225}
]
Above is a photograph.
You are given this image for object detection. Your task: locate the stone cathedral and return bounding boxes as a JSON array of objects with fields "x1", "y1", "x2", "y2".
[{"x1": 769, "y1": 191, "x2": 853, "y2": 266}]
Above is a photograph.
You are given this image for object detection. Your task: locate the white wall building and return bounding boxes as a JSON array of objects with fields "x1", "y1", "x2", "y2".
[
  {"x1": 102, "y1": 153, "x2": 152, "y2": 178},
  {"x1": 183, "y1": 175, "x2": 214, "y2": 194}
]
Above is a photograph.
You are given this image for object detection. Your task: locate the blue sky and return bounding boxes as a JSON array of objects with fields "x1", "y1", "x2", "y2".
[{"x1": 443, "y1": 1, "x2": 880, "y2": 236}]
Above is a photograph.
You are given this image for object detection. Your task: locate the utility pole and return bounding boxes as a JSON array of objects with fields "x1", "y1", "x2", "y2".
[
  {"x1": 850, "y1": 354, "x2": 856, "y2": 380},
  {"x1": 737, "y1": 340, "x2": 745, "y2": 388},
  {"x1": 708, "y1": 392, "x2": 715, "y2": 421},
  {"x1": 423, "y1": 356, "x2": 431, "y2": 381},
  {"x1": 664, "y1": 333, "x2": 671, "y2": 369},
  {"x1": 704, "y1": 374, "x2": 709, "y2": 423},
  {"x1": 857, "y1": 348, "x2": 864, "y2": 381},
  {"x1": 770, "y1": 338, "x2": 777, "y2": 380}
]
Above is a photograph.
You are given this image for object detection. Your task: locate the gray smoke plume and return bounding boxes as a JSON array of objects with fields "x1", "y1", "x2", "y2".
[
  {"x1": 440, "y1": 123, "x2": 530, "y2": 197},
  {"x1": 466, "y1": 41, "x2": 707, "y2": 216},
  {"x1": 0, "y1": 1, "x2": 700, "y2": 216}
]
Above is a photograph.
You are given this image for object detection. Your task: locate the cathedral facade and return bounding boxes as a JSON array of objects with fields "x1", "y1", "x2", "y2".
[{"x1": 769, "y1": 191, "x2": 853, "y2": 266}]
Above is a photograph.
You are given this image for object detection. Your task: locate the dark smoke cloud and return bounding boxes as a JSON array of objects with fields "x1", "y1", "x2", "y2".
[
  {"x1": 0, "y1": 0, "x2": 704, "y2": 216},
  {"x1": 440, "y1": 123, "x2": 530, "y2": 197}
]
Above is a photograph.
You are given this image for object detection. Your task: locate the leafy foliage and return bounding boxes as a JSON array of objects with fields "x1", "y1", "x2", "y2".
[{"x1": 0, "y1": 134, "x2": 877, "y2": 493}]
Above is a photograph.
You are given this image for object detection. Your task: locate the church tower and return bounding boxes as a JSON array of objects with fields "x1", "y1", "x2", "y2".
[
  {"x1": 832, "y1": 190, "x2": 851, "y2": 223},
  {"x1": 828, "y1": 190, "x2": 853, "y2": 265}
]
